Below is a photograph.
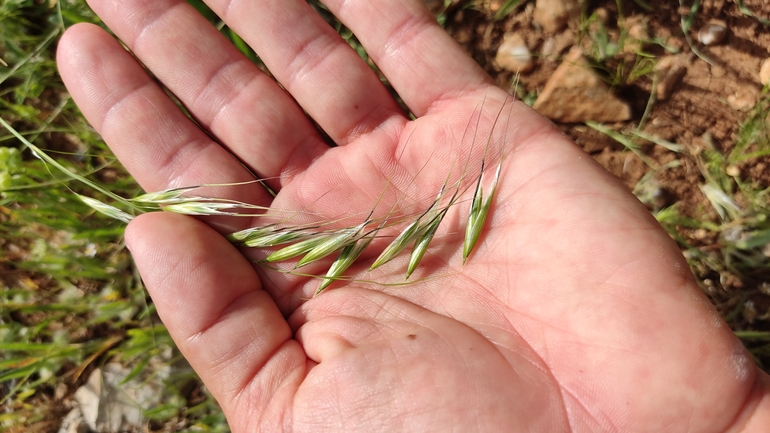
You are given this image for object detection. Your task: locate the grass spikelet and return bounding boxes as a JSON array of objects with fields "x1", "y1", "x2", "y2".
[
  {"x1": 226, "y1": 225, "x2": 278, "y2": 243},
  {"x1": 266, "y1": 235, "x2": 328, "y2": 262},
  {"x1": 316, "y1": 233, "x2": 375, "y2": 294},
  {"x1": 466, "y1": 169, "x2": 485, "y2": 231},
  {"x1": 406, "y1": 208, "x2": 447, "y2": 279},
  {"x1": 76, "y1": 194, "x2": 134, "y2": 223},
  {"x1": 463, "y1": 159, "x2": 501, "y2": 263},
  {"x1": 369, "y1": 196, "x2": 444, "y2": 271},
  {"x1": 369, "y1": 217, "x2": 424, "y2": 270},
  {"x1": 242, "y1": 229, "x2": 313, "y2": 248},
  {"x1": 161, "y1": 201, "x2": 264, "y2": 216},
  {"x1": 700, "y1": 183, "x2": 741, "y2": 221},
  {"x1": 132, "y1": 187, "x2": 199, "y2": 204},
  {"x1": 371, "y1": 127, "x2": 468, "y2": 273},
  {"x1": 296, "y1": 222, "x2": 368, "y2": 268}
]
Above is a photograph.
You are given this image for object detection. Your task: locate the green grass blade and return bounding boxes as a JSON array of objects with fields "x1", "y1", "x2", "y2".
[
  {"x1": 0, "y1": 26, "x2": 60, "y2": 86},
  {"x1": 494, "y1": 0, "x2": 524, "y2": 20},
  {"x1": 0, "y1": 117, "x2": 141, "y2": 213}
]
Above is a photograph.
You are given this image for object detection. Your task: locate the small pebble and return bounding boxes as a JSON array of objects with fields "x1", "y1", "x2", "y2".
[
  {"x1": 727, "y1": 86, "x2": 759, "y2": 112},
  {"x1": 760, "y1": 58, "x2": 770, "y2": 86},
  {"x1": 726, "y1": 164, "x2": 741, "y2": 177},
  {"x1": 697, "y1": 20, "x2": 728, "y2": 46},
  {"x1": 495, "y1": 33, "x2": 534, "y2": 73}
]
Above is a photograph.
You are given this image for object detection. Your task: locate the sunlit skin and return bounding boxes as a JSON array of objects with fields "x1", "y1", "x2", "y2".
[{"x1": 57, "y1": 0, "x2": 770, "y2": 431}]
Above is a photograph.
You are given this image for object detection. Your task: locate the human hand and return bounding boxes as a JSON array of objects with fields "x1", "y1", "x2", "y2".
[{"x1": 57, "y1": 0, "x2": 770, "y2": 431}]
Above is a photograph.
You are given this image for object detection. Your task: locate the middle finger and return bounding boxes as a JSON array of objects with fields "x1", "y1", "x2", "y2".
[
  {"x1": 202, "y1": 0, "x2": 407, "y2": 145},
  {"x1": 87, "y1": 0, "x2": 330, "y2": 189}
]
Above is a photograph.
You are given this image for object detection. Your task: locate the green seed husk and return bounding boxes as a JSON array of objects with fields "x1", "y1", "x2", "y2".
[
  {"x1": 406, "y1": 208, "x2": 447, "y2": 279},
  {"x1": 243, "y1": 229, "x2": 313, "y2": 249},
  {"x1": 162, "y1": 200, "x2": 267, "y2": 216},
  {"x1": 266, "y1": 235, "x2": 328, "y2": 262},
  {"x1": 132, "y1": 187, "x2": 198, "y2": 204},
  {"x1": 369, "y1": 218, "x2": 423, "y2": 270},
  {"x1": 463, "y1": 160, "x2": 501, "y2": 263},
  {"x1": 162, "y1": 202, "x2": 239, "y2": 216},
  {"x1": 227, "y1": 225, "x2": 277, "y2": 243},
  {"x1": 316, "y1": 233, "x2": 375, "y2": 294},
  {"x1": 77, "y1": 194, "x2": 134, "y2": 223},
  {"x1": 369, "y1": 200, "x2": 442, "y2": 271},
  {"x1": 297, "y1": 222, "x2": 367, "y2": 268}
]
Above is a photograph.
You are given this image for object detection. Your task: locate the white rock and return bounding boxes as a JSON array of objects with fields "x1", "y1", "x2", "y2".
[
  {"x1": 70, "y1": 363, "x2": 170, "y2": 432},
  {"x1": 495, "y1": 33, "x2": 534, "y2": 73},
  {"x1": 58, "y1": 408, "x2": 87, "y2": 433},
  {"x1": 533, "y1": 48, "x2": 632, "y2": 123},
  {"x1": 698, "y1": 20, "x2": 728, "y2": 46},
  {"x1": 727, "y1": 86, "x2": 759, "y2": 112},
  {"x1": 73, "y1": 369, "x2": 101, "y2": 431}
]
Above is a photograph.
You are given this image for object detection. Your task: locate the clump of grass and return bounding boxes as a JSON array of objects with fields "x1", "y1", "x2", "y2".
[
  {"x1": 0, "y1": 2, "x2": 230, "y2": 431},
  {"x1": 651, "y1": 91, "x2": 770, "y2": 367}
]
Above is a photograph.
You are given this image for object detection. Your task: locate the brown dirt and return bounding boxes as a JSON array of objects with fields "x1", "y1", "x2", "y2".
[{"x1": 442, "y1": 0, "x2": 769, "y2": 200}]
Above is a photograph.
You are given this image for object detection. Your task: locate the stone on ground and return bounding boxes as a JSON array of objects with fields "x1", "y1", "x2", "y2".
[
  {"x1": 532, "y1": 48, "x2": 632, "y2": 123},
  {"x1": 533, "y1": 0, "x2": 579, "y2": 33},
  {"x1": 760, "y1": 58, "x2": 770, "y2": 86},
  {"x1": 495, "y1": 33, "x2": 534, "y2": 73}
]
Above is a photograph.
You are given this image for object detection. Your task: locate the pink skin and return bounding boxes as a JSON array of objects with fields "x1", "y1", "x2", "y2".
[{"x1": 57, "y1": 0, "x2": 770, "y2": 431}]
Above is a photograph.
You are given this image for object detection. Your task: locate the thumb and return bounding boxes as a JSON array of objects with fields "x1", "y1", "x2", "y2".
[{"x1": 126, "y1": 213, "x2": 306, "y2": 426}]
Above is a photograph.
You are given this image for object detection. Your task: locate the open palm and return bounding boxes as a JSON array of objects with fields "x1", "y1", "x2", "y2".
[{"x1": 57, "y1": 0, "x2": 769, "y2": 431}]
